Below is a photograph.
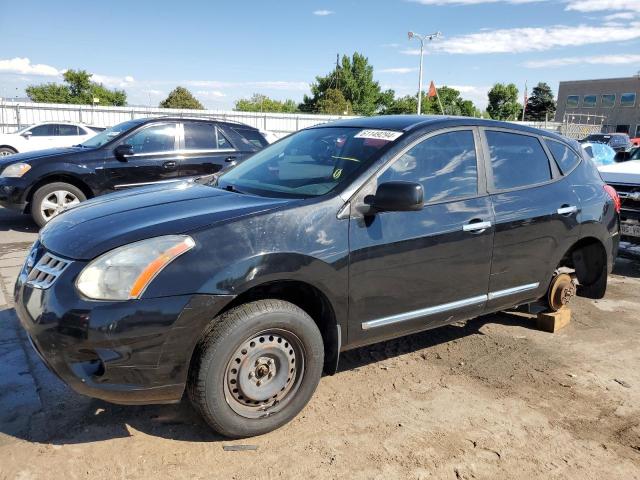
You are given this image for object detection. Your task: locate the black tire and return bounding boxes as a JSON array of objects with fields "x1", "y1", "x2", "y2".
[
  {"x1": 0, "y1": 147, "x2": 17, "y2": 156},
  {"x1": 188, "y1": 299, "x2": 324, "y2": 438},
  {"x1": 31, "y1": 182, "x2": 86, "y2": 228}
]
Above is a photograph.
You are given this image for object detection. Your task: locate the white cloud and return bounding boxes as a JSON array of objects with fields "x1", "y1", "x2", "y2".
[
  {"x1": 410, "y1": 0, "x2": 543, "y2": 4},
  {"x1": 195, "y1": 90, "x2": 226, "y2": 98},
  {"x1": 565, "y1": 0, "x2": 640, "y2": 13},
  {"x1": 379, "y1": 67, "x2": 418, "y2": 74},
  {"x1": 0, "y1": 57, "x2": 62, "y2": 76},
  {"x1": 401, "y1": 23, "x2": 640, "y2": 54},
  {"x1": 523, "y1": 53, "x2": 640, "y2": 68},
  {"x1": 448, "y1": 84, "x2": 490, "y2": 107},
  {"x1": 186, "y1": 80, "x2": 309, "y2": 91},
  {"x1": 312, "y1": 9, "x2": 334, "y2": 15},
  {"x1": 603, "y1": 11, "x2": 637, "y2": 20},
  {"x1": 91, "y1": 73, "x2": 135, "y2": 88}
]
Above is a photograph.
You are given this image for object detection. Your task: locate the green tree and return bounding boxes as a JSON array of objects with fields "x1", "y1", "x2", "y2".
[
  {"x1": 26, "y1": 69, "x2": 127, "y2": 106},
  {"x1": 159, "y1": 87, "x2": 204, "y2": 109},
  {"x1": 382, "y1": 86, "x2": 480, "y2": 117},
  {"x1": 487, "y1": 83, "x2": 521, "y2": 120},
  {"x1": 316, "y1": 88, "x2": 353, "y2": 115},
  {"x1": 234, "y1": 93, "x2": 299, "y2": 113},
  {"x1": 300, "y1": 52, "x2": 394, "y2": 115},
  {"x1": 524, "y1": 82, "x2": 556, "y2": 121}
]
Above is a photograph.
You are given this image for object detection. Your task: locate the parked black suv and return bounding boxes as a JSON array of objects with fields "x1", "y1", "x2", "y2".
[
  {"x1": 15, "y1": 116, "x2": 619, "y2": 438},
  {"x1": 0, "y1": 117, "x2": 268, "y2": 226},
  {"x1": 581, "y1": 133, "x2": 632, "y2": 152}
]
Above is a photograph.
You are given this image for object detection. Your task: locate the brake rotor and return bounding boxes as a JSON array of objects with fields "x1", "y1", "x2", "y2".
[{"x1": 548, "y1": 273, "x2": 576, "y2": 311}]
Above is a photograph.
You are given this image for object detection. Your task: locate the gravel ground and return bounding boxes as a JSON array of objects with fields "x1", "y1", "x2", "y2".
[{"x1": 1, "y1": 207, "x2": 639, "y2": 480}]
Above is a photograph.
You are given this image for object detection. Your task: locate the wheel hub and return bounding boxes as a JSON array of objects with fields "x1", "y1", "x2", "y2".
[
  {"x1": 548, "y1": 273, "x2": 576, "y2": 311},
  {"x1": 224, "y1": 330, "x2": 303, "y2": 418}
]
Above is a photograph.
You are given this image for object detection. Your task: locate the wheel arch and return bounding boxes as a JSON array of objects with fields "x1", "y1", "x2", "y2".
[
  {"x1": 26, "y1": 173, "x2": 94, "y2": 206},
  {"x1": 556, "y1": 236, "x2": 609, "y2": 299},
  {"x1": 0, "y1": 145, "x2": 18, "y2": 154},
  {"x1": 217, "y1": 280, "x2": 342, "y2": 375}
]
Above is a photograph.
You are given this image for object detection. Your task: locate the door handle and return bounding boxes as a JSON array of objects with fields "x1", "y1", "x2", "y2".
[
  {"x1": 225, "y1": 156, "x2": 238, "y2": 163},
  {"x1": 557, "y1": 205, "x2": 578, "y2": 215},
  {"x1": 163, "y1": 161, "x2": 177, "y2": 169},
  {"x1": 463, "y1": 220, "x2": 492, "y2": 233}
]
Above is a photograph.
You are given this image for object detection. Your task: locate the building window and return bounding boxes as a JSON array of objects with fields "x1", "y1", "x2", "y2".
[
  {"x1": 601, "y1": 94, "x2": 615, "y2": 108},
  {"x1": 620, "y1": 93, "x2": 636, "y2": 107},
  {"x1": 566, "y1": 95, "x2": 580, "y2": 108},
  {"x1": 616, "y1": 125, "x2": 630, "y2": 134},
  {"x1": 583, "y1": 95, "x2": 597, "y2": 108}
]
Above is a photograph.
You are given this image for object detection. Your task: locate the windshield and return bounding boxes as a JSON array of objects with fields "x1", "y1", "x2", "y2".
[
  {"x1": 80, "y1": 120, "x2": 142, "y2": 148},
  {"x1": 218, "y1": 127, "x2": 401, "y2": 198}
]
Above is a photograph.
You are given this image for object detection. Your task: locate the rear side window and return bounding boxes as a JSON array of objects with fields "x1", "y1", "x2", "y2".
[
  {"x1": 545, "y1": 140, "x2": 580, "y2": 174},
  {"x1": 486, "y1": 131, "x2": 551, "y2": 190},
  {"x1": 378, "y1": 130, "x2": 478, "y2": 203},
  {"x1": 215, "y1": 127, "x2": 233, "y2": 149},
  {"x1": 57, "y1": 124, "x2": 81, "y2": 136},
  {"x1": 233, "y1": 128, "x2": 269, "y2": 148},
  {"x1": 184, "y1": 122, "x2": 217, "y2": 150}
]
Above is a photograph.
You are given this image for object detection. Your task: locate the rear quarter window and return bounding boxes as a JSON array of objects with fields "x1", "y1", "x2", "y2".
[
  {"x1": 545, "y1": 139, "x2": 581, "y2": 174},
  {"x1": 232, "y1": 128, "x2": 269, "y2": 148},
  {"x1": 486, "y1": 131, "x2": 552, "y2": 190}
]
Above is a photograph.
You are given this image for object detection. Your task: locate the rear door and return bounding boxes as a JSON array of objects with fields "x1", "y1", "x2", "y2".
[
  {"x1": 481, "y1": 128, "x2": 580, "y2": 311},
  {"x1": 348, "y1": 128, "x2": 495, "y2": 345},
  {"x1": 101, "y1": 121, "x2": 181, "y2": 191},
  {"x1": 178, "y1": 121, "x2": 238, "y2": 177}
]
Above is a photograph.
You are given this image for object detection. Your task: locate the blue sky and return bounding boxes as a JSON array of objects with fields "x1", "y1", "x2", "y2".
[{"x1": 1, "y1": 0, "x2": 639, "y2": 110}]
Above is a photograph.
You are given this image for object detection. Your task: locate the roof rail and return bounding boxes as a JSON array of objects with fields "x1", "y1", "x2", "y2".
[{"x1": 155, "y1": 115, "x2": 249, "y2": 126}]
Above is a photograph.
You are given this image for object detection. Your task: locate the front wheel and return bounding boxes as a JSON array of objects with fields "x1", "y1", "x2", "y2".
[
  {"x1": 188, "y1": 300, "x2": 324, "y2": 438},
  {"x1": 0, "y1": 147, "x2": 17, "y2": 156},
  {"x1": 31, "y1": 182, "x2": 86, "y2": 227}
]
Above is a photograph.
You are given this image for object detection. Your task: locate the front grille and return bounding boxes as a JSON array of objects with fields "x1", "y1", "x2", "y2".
[{"x1": 26, "y1": 252, "x2": 71, "y2": 289}]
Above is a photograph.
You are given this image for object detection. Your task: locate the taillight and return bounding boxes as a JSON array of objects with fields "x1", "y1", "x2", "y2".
[{"x1": 603, "y1": 185, "x2": 621, "y2": 213}]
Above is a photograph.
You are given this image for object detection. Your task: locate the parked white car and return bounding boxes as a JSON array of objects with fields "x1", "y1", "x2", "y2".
[
  {"x1": 0, "y1": 122, "x2": 103, "y2": 156},
  {"x1": 598, "y1": 153, "x2": 640, "y2": 242}
]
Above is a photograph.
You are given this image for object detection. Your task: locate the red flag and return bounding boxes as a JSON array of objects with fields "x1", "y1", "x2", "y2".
[{"x1": 427, "y1": 81, "x2": 437, "y2": 98}]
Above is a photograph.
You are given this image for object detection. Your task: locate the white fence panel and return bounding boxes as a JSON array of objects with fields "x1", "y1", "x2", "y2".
[{"x1": 0, "y1": 101, "x2": 358, "y2": 136}]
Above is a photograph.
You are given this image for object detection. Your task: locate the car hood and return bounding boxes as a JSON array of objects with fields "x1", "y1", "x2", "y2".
[
  {"x1": 39, "y1": 180, "x2": 291, "y2": 260},
  {"x1": 0, "y1": 147, "x2": 86, "y2": 167},
  {"x1": 599, "y1": 160, "x2": 640, "y2": 185}
]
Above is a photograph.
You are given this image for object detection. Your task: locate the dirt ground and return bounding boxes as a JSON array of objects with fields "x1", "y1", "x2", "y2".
[{"x1": 1, "y1": 207, "x2": 639, "y2": 479}]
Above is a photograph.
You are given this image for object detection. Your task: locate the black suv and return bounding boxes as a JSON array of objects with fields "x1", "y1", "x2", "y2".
[
  {"x1": 15, "y1": 116, "x2": 619, "y2": 438},
  {"x1": 0, "y1": 117, "x2": 268, "y2": 226},
  {"x1": 582, "y1": 133, "x2": 632, "y2": 152}
]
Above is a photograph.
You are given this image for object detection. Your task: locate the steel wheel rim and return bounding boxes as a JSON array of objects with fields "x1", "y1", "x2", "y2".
[
  {"x1": 0, "y1": 150, "x2": 12, "y2": 156},
  {"x1": 223, "y1": 329, "x2": 305, "y2": 419},
  {"x1": 40, "y1": 190, "x2": 80, "y2": 221}
]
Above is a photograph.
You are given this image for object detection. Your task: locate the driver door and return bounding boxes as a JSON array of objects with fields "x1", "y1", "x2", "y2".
[
  {"x1": 348, "y1": 128, "x2": 494, "y2": 345},
  {"x1": 100, "y1": 122, "x2": 182, "y2": 191}
]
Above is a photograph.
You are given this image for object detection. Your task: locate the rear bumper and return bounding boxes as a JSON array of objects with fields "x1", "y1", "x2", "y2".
[{"x1": 14, "y1": 245, "x2": 234, "y2": 404}]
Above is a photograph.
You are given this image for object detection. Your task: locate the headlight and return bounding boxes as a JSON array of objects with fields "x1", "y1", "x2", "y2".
[
  {"x1": 1, "y1": 162, "x2": 31, "y2": 178},
  {"x1": 76, "y1": 235, "x2": 195, "y2": 300}
]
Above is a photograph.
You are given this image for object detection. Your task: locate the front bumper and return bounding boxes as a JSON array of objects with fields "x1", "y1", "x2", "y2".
[
  {"x1": 0, "y1": 176, "x2": 29, "y2": 211},
  {"x1": 14, "y1": 243, "x2": 234, "y2": 404}
]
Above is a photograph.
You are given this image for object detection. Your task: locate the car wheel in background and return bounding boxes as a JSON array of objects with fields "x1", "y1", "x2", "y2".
[
  {"x1": 31, "y1": 182, "x2": 86, "y2": 227},
  {"x1": 0, "y1": 147, "x2": 17, "y2": 156},
  {"x1": 188, "y1": 299, "x2": 324, "y2": 438}
]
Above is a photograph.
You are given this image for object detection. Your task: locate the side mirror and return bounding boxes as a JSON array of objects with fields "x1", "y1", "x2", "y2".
[
  {"x1": 21, "y1": 131, "x2": 32, "y2": 138},
  {"x1": 614, "y1": 151, "x2": 631, "y2": 163},
  {"x1": 372, "y1": 181, "x2": 424, "y2": 212},
  {"x1": 114, "y1": 144, "x2": 134, "y2": 160}
]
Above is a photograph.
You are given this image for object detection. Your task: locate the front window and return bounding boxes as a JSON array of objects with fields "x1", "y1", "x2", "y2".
[
  {"x1": 124, "y1": 123, "x2": 177, "y2": 154},
  {"x1": 27, "y1": 124, "x2": 55, "y2": 136},
  {"x1": 218, "y1": 127, "x2": 400, "y2": 198},
  {"x1": 80, "y1": 120, "x2": 143, "y2": 148}
]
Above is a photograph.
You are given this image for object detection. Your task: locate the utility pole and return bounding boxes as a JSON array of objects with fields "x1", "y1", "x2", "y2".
[{"x1": 408, "y1": 31, "x2": 441, "y2": 115}]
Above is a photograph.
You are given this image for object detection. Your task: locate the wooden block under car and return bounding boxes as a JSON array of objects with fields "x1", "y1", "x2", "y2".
[{"x1": 537, "y1": 308, "x2": 571, "y2": 333}]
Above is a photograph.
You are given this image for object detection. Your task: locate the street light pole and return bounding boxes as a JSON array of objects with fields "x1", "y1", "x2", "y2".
[{"x1": 408, "y1": 31, "x2": 441, "y2": 115}]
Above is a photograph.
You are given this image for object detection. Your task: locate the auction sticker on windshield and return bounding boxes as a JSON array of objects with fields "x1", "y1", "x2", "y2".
[{"x1": 354, "y1": 129, "x2": 403, "y2": 141}]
